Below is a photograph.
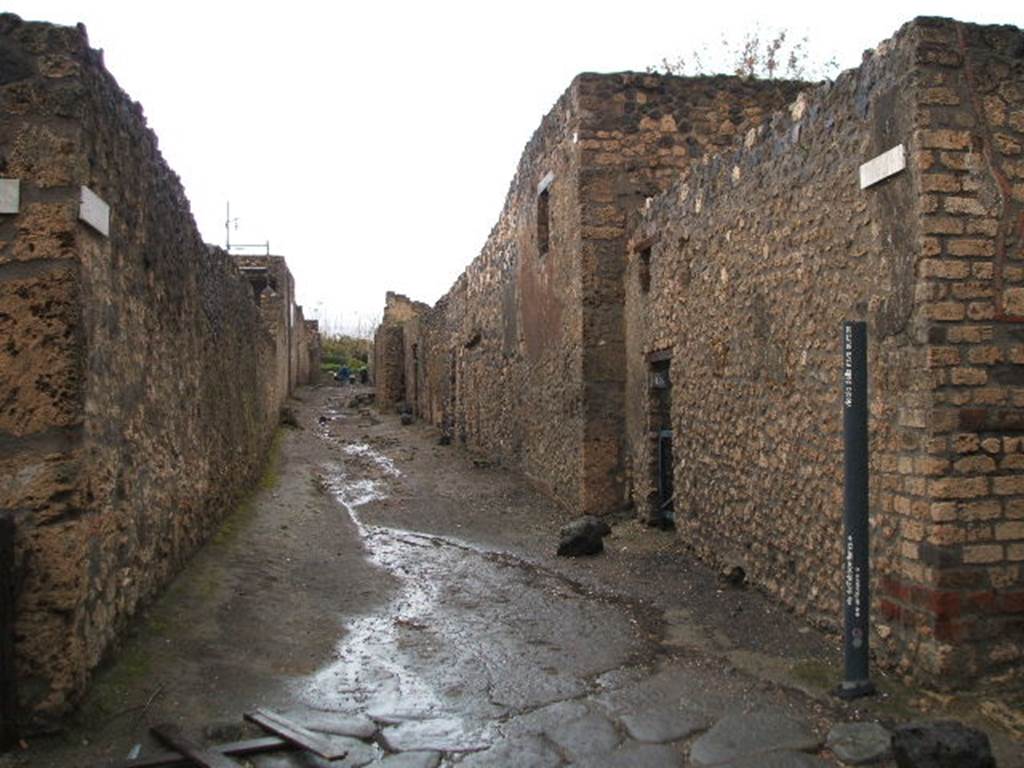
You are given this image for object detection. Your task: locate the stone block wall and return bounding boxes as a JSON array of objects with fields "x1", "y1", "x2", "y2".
[
  {"x1": 375, "y1": 73, "x2": 802, "y2": 512},
  {"x1": 574, "y1": 74, "x2": 806, "y2": 511},
  {"x1": 302, "y1": 319, "x2": 321, "y2": 384},
  {"x1": 237, "y1": 254, "x2": 300, "y2": 403},
  {"x1": 374, "y1": 292, "x2": 426, "y2": 407},
  {"x1": 625, "y1": 17, "x2": 1024, "y2": 688},
  {"x1": 0, "y1": 15, "x2": 307, "y2": 724}
]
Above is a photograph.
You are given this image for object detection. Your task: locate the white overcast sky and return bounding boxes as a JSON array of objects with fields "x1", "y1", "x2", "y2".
[{"x1": 8, "y1": 1, "x2": 1022, "y2": 335}]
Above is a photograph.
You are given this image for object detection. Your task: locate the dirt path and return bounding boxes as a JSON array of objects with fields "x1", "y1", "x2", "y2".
[{"x1": 8, "y1": 383, "x2": 1021, "y2": 767}]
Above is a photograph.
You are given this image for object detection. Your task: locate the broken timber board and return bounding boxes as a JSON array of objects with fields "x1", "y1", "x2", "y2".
[
  {"x1": 98, "y1": 736, "x2": 290, "y2": 768},
  {"x1": 148, "y1": 725, "x2": 244, "y2": 768},
  {"x1": 245, "y1": 708, "x2": 349, "y2": 760}
]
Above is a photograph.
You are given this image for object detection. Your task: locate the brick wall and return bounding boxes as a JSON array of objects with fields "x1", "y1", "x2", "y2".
[
  {"x1": 625, "y1": 17, "x2": 1024, "y2": 688},
  {"x1": 0, "y1": 15, "x2": 308, "y2": 723},
  {"x1": 885, "y1": 18, "x2": 1024, "y2": 687}
]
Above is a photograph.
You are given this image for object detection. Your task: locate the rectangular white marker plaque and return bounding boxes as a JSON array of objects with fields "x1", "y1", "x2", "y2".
[
  {"x1": 0, "y1": 179, "x2": 19, "y2": 214},
  {"x1": 859, "y1": 144, "x2": 905, "y2": 189},
  {"x1": 79, "y1": 185, "x2": 110, "y2": 236}
]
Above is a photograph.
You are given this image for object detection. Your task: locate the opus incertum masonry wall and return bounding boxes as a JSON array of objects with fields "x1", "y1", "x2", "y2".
[
  {"x1": 377, "y1": 17, "x2": 1024, "y2": 690},
  {"x1": 0, "y1": 15, "x2": 318, "y2": 724}
]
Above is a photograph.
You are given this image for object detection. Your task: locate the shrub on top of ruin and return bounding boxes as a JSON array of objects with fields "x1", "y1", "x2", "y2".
[{"x1": 650, "y1": 26, "x2": 839, "y2": 81}]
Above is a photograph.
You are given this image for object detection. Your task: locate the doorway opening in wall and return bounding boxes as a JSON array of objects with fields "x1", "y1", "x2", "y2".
[{"x1": 648, "y1": 351, "x2": 674, "y2": 528}]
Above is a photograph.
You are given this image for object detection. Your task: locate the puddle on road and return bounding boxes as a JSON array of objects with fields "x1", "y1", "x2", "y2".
[
  {"x1": 303, "y1": 442, "x2": 493, "y2": 751},
  {"x1": 299, "y1": 436, "x2": 641, "y2": 754},
  {"x1": 340, "y1": 443, "x2": 401, "y2": 477}
]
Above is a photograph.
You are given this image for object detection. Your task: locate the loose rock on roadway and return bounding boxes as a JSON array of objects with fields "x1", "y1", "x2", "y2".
[{"x1": 10, "y1": 384, "x2": 1021, "y2": 767}]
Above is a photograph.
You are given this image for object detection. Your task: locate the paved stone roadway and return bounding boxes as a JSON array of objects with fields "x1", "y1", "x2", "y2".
[{"x1": 248, "y1": 435, "x2": 846, "y2": 767}]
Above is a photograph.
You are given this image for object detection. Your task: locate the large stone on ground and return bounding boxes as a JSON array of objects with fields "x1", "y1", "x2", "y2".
[
  {"x1": 557, "y1": 515, "x2": 611, "y2": 557},
  {"x1": 722, "y1": 751, "x2": 829, "y2": 767},
  {"x1": 827, "y1": 722, "x2": 892, "y2": 765},
  {"x1": 378, "y1": 717, "x2": 489, "y2": 753},
  {"x1": 617, "y1": 704, "x2": 710, "y2": 743},
  {"x1": 545, "y1": 710, "x2": 621, "y2": 761},
  {"x1": 378, "y1": 751, "x2": 442, "y2": 768},
  {"x1": 689, "y1": 711, "x2": 821, "y2": 766},
  {"x1": 891, "y1": 721, "x2": 995, "y2": 768},
  {"x1": 457, "y1": 735, "x2": 562, "y2": 767},
  {"x1": 589, "y1": 741, "x2": 682, "y2": 767}
]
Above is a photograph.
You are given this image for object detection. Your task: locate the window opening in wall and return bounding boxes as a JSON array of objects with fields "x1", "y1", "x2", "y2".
[
  {"x1": 648, "y1": 354, "x2": 674, "y2": 527},
  {"x1": 639, "y1": 246, "x2": 652, "y2": 293},
  {"x1": 537, "y1": 187, "x2": 550, "y2": 256}
]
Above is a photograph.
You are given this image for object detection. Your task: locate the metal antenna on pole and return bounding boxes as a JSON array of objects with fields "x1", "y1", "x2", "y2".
[
  {"x1": 225, "y1": 201, "x2": 239, "y2": 251},
  {"x1": 225, "y1": 201, "x2": 270, "y2": 255}
]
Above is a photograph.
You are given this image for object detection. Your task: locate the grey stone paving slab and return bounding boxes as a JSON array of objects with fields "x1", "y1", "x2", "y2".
[
  {"x1": 279, "y1": 709, "x2": 378, "y2": 740},
  {"x1": 616, "y1": 704, "x2": 710, "y2": 743},
  {"x1": 689, "y1": 711, "x2": 821, "y2": 767},
  {"x1": 457, "y1": 735, "x2": 562, "y2": 768},
  {"x1": 252, "y1": 736, "x2": 380, "y2": 768},
  {"x1": 545, "y1": 710, "x2": 621, "y2": 762},
  {"x1": 595, "y1": 665, "x2": 727, "y2": 720},
  {"x1": 588, "y1": 740, "x2": 683, "y2": 768},
  {"x1": 500, "y1": 699, "x2": 590, "y2": 739},
  {"x1": 722, "y1": 751, "x2": 830, "y2": 767},
  {"x1": 378, "y1": 717, "x2": 490, "y2": 753},
  {"x1": 378, "y1": 751, "x2": 443, "y2": 768},
  {"x1": 826, "y1": 722, "x2": 892, "y2": 765}
]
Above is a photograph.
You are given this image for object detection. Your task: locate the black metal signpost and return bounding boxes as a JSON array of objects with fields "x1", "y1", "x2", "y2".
[{"x1": 839, "y1": 321, "x2": 874, "y2": 699}]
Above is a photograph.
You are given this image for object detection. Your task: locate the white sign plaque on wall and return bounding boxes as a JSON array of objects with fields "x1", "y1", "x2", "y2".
[
  {"x1": 79, "y1": 185, "x2": 110, "y2": 236},
  {"x1": 0, "y1": 179, "x2": 19, "y2": 214},
  {"x1": 859, "y1": 144, "x2": 906, "y2": 190}
]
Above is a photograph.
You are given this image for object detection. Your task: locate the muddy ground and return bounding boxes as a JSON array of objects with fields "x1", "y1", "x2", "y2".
[{"x1": 6, "y1": 383, "x2": 1022, "y2": 767}]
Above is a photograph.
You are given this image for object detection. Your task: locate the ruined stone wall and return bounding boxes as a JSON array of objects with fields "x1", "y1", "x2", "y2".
[
  {"x1": 303, "y1": 319, "x2": 321, "y2": 384},
  {"x1": 296, "y1": 306, "x2": 309, "y2": 386},
  {"x1": 236, "y1": 254, "x2": 301, "y2": 397},
  {"x1": 574, "y1": 74, "x2": 805, "y2": 512},
  {"x1": 382, "y1": 74, "x2": 802, "y2": 512},
  {"x1": 0, "y1": 15, "x2": 291, "y2": 723},
  {"x1": 374, "y1": 292, "x2": 424, "y2": 408},
  {"x1": 625, "y1": 17, "x2": 1024, "y2": 688}
]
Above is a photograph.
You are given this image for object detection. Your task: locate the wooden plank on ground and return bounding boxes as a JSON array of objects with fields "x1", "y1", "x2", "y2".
[
  {"x1": 0, "y1": 513, "x2": 17, "y2": 752},
  {"x1": 245, "y1": 708, "x2": 349, "y2": 760},
  {"x1": 99, "y1": 736, "x2": 289, "y2": 768},
  {"x1": 149, "y1": 725, "x2": 244, "y2": 768}
]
